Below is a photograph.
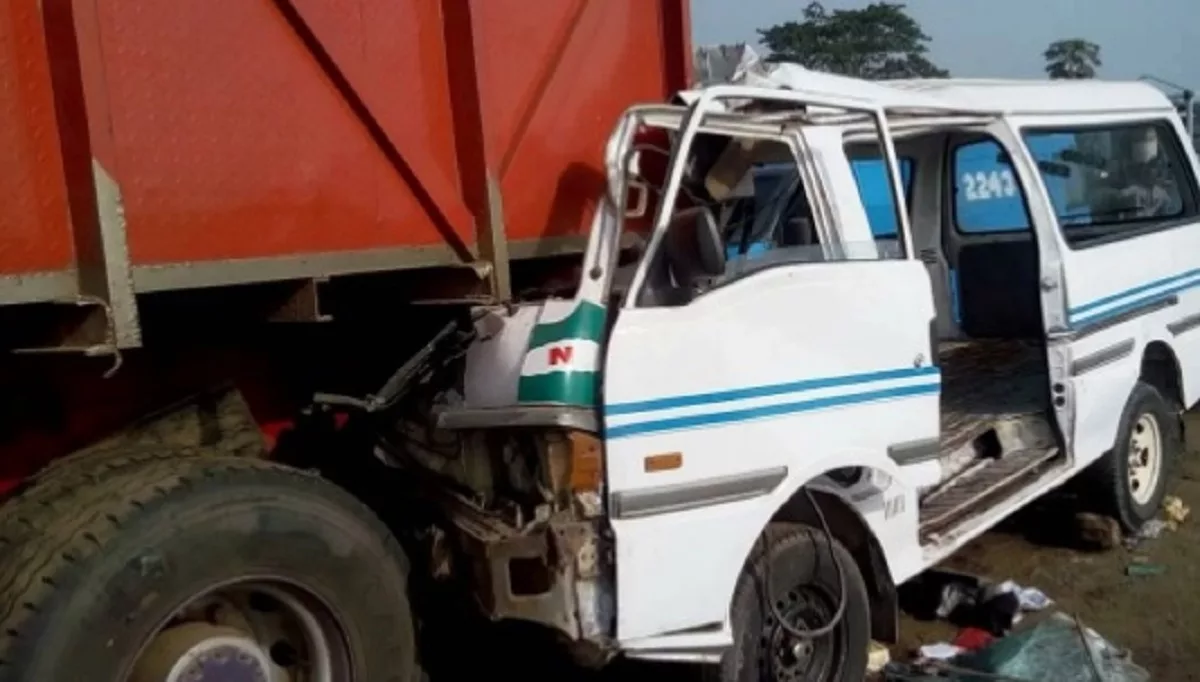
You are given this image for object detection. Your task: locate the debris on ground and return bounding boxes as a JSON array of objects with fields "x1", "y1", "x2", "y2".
[
  {"x1": 1163, "y1": 495, "x2": 1190, "y2": 529},
  {"x1": 1124, "y1": 496, "x2": 1190, "y2": 550},
  {"x1": 989, "y1": 580, "x2": 1053, "y2": 612},
  {"x1": 1075, "y1": 512, "x2": 1122, "y2": 551},
  {"x1": 900, "y1": 570, "x2": 1053, "y2": 639},
  {"x1": 1124, "y1": 519, "x2": 1168, "y2": 549},
  {"x1": 917, "y1": 642, "x2": 964, "y2": 661},
  {"x1": 887, "y1": 613, "x2": 1150, "y2": 681},
  {"x1": 951, "y1": 627, "x2": 995, "y2": 652},
  {"x1": 1125, "y1": 556, "x2": 1167, "y2": 577},
  {"x1": 868, "y1": 640, "x2": 892, "y2": 673}
]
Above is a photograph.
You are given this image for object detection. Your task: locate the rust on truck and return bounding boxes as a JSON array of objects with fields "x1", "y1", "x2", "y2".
[{"x1": 0, "y1": 0, "x2": 691, "y2": 352}]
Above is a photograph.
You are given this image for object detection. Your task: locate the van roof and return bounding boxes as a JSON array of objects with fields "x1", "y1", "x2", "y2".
[
  {"x1": 889, "y1": 78, "x2": 1175, "y2": 116},
  {"x1": 683, "y1": 64, "x2": 1177, "y2": 118}
]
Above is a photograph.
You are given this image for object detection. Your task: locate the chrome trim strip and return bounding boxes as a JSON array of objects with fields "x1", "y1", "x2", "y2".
[
  {"x1": 1168, "y1": 312, "x2": 1200, "y2": 337},
  {"x1": 435, "y1": 404, "x2": 598, "y2": 433},
  {"x1": 1070, "y1": 339, "x2": 1135, "y2": 376},
  {"x1": 610, "y1": 466, "x2": 788, "y2": 519},
  {"x1": 887, "y1": 437, "x2": 941, "y2": 465}
]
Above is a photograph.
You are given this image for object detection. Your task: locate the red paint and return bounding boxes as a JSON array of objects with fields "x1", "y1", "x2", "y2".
[
  {"x1": 0, "y1": 0, "x2": 692, "y2": 283},
  {"x1": 548, "y1": 345, "x2": 574, "y2": 366},
  {"x1": 953, "y1": 627, "x2": 995, "y2": 651}
]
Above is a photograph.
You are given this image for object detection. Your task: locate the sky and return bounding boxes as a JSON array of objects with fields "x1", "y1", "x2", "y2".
[{"x1": 691, "y1": 0, "x2": 1200, "y2": 91}]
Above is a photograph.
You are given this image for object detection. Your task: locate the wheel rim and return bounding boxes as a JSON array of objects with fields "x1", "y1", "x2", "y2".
[
  {"x1": 127, "y1": 579, "x2": 351, "y2": 682},
  {"x1": 1128, "y1": 412, "x2": 1164, "y2": 506},
  {"x1": 758, "y1": 585, "x2": 844, "y2": 681}
]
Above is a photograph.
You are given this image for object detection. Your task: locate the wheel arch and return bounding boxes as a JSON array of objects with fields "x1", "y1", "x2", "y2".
[
  {"x1": 1140, "y1": 338, "x2": 1185, "y2": 408},
  {"x1": 769, "y1": 483, "x2": 900, "y2": 644}
]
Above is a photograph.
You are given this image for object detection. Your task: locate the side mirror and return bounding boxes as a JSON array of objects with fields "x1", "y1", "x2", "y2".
[{"x1": 665, "y1": 206, "x2": 727, "y2": 283}]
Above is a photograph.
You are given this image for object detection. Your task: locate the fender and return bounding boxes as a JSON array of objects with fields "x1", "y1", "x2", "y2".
[{"x1": 616, "y1": 447, "x2": 925, "y2": 652}]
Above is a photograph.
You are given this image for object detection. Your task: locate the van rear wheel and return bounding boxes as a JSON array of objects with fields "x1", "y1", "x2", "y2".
[
  {"x1": 715, "y1": 523, "x2": 870, "y2": 682},
  {"x1": 0, "y1": 456, "x2": 423, "y2": 682},
  {"x1": 1088, "y1": 380, "x2": 1179, "y2": 534}
]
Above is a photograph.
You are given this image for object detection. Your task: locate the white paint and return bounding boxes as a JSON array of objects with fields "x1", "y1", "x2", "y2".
[
  {"x1": 960, "y1": 169, "x2": 1017, "y2": 202},
  {"x1": 488, "y1": 69, "x2": 1200, "y2": 661},
  {"x1": 605, "y1": 257, "x2": 938, "y2": 640},
  {"x1": 461, "y1": 304, "x2": 542, "y2": 408}
]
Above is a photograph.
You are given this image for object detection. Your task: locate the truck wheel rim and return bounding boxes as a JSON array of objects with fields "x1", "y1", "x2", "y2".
[
  {"x1": 1128, "y1": 413, "x2": 1163, "y2": 506},
  {"x1": 128, "y1": 579, "x2": 351, "y2": 682}
]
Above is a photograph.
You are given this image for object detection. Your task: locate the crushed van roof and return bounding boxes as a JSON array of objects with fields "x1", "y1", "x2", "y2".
[{"x1": 682, "y1": 58, "x2": 1176, "y2": 117}]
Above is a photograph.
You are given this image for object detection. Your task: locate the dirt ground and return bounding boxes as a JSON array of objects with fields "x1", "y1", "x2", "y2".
[
  {"x1": 588, "y1": 411, "x2": 1200, "y2": 681},
  {"x1": 889, "y1": 409, "x2": 1200, "y2": 681}
]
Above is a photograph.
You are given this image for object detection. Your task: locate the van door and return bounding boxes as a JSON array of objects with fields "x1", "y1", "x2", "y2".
[
  {"x1": 602, "y1": 116, "x2": 939, "y2": 642},
  {"x1": 1004, "y1": 115, "x2": 1200, "y2": 462}
]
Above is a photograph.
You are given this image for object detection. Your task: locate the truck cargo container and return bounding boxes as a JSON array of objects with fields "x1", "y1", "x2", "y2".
[{"x1": 0, "y1": 2, "x2": 689, "y2": 680}]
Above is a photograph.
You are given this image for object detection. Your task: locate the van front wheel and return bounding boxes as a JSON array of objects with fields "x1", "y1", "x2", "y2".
[{"x1": 716, "y1": 523, "x2": 870, "y2": 682}]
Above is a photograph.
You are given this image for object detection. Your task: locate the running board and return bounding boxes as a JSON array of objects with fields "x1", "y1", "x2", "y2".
[{"x1": 918, "y1": 447, "x2": 1061, "y2": 542}]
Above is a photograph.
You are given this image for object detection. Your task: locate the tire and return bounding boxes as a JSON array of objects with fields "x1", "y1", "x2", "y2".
[
  {"x1": 0, "y1": 456, "x2": 423, "y2": 682},
  {"x1": 1088, "y1": 380, "x2": 1180, "y2": 534},
  {"x1": 0, "y1": 444, "x2": 207, "y2": 507},
  {"x1": 714, "y1": 523, "x2": 870, "y2": 682}
]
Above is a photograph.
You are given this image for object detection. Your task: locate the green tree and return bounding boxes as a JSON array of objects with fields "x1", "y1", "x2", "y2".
[
  {"x1": 1043, "y1": 39, "x2": 1102, "y2": 79},
  {"x1": 757, "y1": 1, "x2": 948, "y2": 79}
]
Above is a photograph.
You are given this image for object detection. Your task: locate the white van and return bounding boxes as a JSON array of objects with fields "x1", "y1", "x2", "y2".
[{"x1": 452, "y1": 69, "x2": 1200, "y2": 681}]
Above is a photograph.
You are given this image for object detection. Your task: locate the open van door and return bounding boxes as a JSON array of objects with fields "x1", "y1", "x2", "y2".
[{"x1": 601, "y1": 88, "x2": 940, "y2": 644}]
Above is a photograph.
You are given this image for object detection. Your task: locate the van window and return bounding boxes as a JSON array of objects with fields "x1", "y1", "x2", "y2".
[
  {"x1": 848, "y1": 157, "x2": 914, "y2": 238},
  {"x1": 1022, "y1": 121, "x2": 1197, "y2": 247},
  {"x1": 952, "y1": 139, "x2": 1033, "y2": 234}
]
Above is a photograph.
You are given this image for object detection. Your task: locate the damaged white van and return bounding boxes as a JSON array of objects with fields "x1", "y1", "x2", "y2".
[{"x1": 441, "y1": 67, "x2": 1200, "y2": 681}]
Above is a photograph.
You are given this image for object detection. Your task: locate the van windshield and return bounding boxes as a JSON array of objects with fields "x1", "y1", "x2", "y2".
[{"x1": 722, "y1": 164, "x2": 809, "y2": 258}]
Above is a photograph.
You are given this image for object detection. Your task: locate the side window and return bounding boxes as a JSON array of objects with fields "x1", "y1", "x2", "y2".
[
  {"x1": 1022, "y1": 120, "x2": 1198, "y2": 247},
  {"x1": 952, "y1": 138, "x2": 1031, "y2": 234},
  {"x1": 849, "y1": 157, "x2": 914, "y2": 239},
  {"x1": 637, "y1": 132, "x2": 899, "y2": 307}
]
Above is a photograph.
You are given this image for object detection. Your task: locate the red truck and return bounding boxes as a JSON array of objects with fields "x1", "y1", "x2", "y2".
[{"x1": 0, "y1": 2, "x2": 689, "y2": 680}]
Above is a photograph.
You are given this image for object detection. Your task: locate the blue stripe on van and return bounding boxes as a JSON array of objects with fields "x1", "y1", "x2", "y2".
[
  {"x1": 604, "y1": 365, "x2": 940, "y2": 439},
  {"x1": 605, "y1": 365, "x2": 940, "y2": 416},
  {"x1": 605, "y1": 381, "x2": 940, "y2": 439},
  {"x1": 1068, "y1": 268, "x2": 1200, "y2": 326}
]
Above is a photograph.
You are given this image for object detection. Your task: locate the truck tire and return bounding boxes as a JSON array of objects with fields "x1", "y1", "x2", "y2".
[
  {"x1": 714, "y1": 523, "x2": 870, "y2": 682},
  {"x1": 1088, "y1": 379, "x2": 1179, "y2": 533},
  {"x1": 0, "y1": 444, "x2": 207, "y2": 508},
  {"x1": 0, "y1": 456, "x2": 423, "y2": 682}
]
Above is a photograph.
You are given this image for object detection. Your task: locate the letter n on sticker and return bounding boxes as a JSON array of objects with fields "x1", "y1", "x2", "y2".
[{"x1": 549, "y1": 345, "x2": 574, "y2": 366}]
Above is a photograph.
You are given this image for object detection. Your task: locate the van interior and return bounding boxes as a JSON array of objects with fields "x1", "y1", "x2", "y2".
[{"x1": 650, "y1": 125, "x2": 1065, "y2": 541}]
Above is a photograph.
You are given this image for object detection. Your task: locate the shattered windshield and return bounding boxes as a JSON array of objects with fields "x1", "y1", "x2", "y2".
[{"x1": 721, "y1": 163, "x2": 807, "y2": 259}]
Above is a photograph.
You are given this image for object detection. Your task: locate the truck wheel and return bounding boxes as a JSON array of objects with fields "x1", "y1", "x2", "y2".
[
  {"x1": 1089, "y1": 380, "x2": 1179, "y2": 533},
  {"x1": 0, "y1": 457, "x2": 423, "y2": 682},
  {"x1": 715, "y1": 523, "x2": 870, "y2": 682}
]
